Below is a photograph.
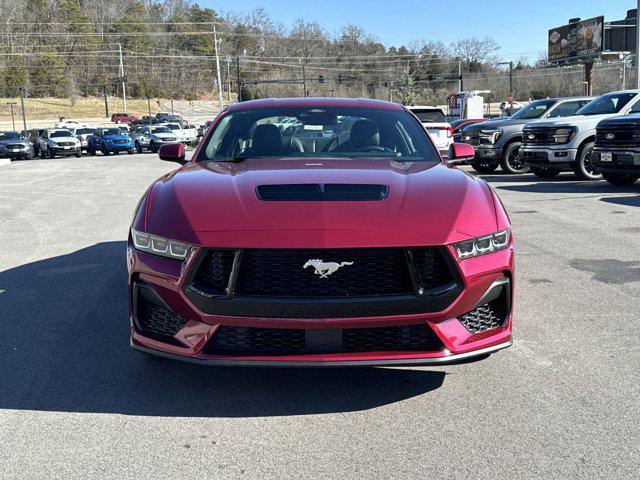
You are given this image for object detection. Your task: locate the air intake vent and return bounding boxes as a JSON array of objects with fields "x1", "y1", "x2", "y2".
[{"x1": 256, "y1": 183, "x2": 388, "y2": 201}]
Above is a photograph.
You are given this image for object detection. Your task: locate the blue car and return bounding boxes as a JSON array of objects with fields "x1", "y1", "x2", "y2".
[{"x1": 87, "y1": 127, "x2": 135, "y2": 156}]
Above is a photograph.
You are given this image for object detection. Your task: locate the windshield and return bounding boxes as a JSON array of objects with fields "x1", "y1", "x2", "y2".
[
  {"x1": 0, "y1": 131, "x2": 20, "y2": 139},
  {"x1": 411, "y1": 109, "x2": 447, "y2": 123},
  {"x1": 165, "y1": 124, "x2": 180, "y2": 130},
  {"x1": 150, "y1": 127, "x2": 171, "y2": 134},
  {"x1": 510, "y1": 99, "x2": 556, "y2": 120},
  {"x1": 575, "y1": 92, "x2": 636, "y2": 116},
  {"x1": 101, "y1": 128, "x2": 121, "y2": 136},
  {"x1": 75, "y1": 128, "x2": 93, "y2": 135},
  {"x1": 50, "y1": 130, "x2": 72, "y2": 138},
  {"x1": 196, "y1": 106, "x2": 439, "y2": 162}
]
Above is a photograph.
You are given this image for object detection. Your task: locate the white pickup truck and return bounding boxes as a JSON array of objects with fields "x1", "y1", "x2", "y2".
[{"x1": 160, "y1": 122, "x2": 199, "y2": 145}]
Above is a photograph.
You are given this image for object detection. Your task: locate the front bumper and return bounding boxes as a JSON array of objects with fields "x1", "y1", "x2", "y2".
[
  {"x1": 1, "y1": 147, "x2": 31, "y2": 158},
  {"x1": 475, "y1": 145, "x2": 502, "y2": 162},
  {"x1": 51, "y1": 146, "x2": 81, "y2": 156},
  {"x1": 520, "y1": 146, "x2": 577, "y2": 169},
  {"x1": 592, "y1": 147, "x2": 640, "y2": 174},
  {"x1": 128, "y1": 242, "x2": 514, "y2": 366}
]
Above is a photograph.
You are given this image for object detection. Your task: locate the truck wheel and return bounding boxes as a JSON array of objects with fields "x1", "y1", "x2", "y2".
[
  {"x1": 530, "y1": 167, "x2": 560, "y2": 178},
  {"x1": 500, "y1": 142, "x2": 529, "y2": 174},
  {"x1": 470, "y1": 161, "x2": 498, "y2": 174},
  {"x1": 101, "y1": 147, "x2": 110, "y2": 156},
  {"x1": 48, "y1": 149, "x2": 54, "y2": 159},
  {"x1": 75, "y1": 151, "x2": 82, "y2": 158},
  {"x1": 602, "y1": 172, "x2": 639, "y2": 186},
  {"x1": 135, "y1": 142, "x2": 142, "y2": 154},
  {"x1": 573, "y1": 142, "x2": 600, "y2": 181}
]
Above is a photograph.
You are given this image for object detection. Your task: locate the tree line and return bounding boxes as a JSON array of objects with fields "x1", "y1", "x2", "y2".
[{"x1": 0, "y1": 0, "x2": 627, "y2": 104}]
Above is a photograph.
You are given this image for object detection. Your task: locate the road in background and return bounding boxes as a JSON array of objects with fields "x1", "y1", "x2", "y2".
[{"x1": 0, "y1": 155, "x2": 639, "y2": 479}]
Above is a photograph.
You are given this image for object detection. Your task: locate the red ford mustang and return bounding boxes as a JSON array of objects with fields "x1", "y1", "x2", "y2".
[{"x1": 128, "y1": 98, "x2": 513, "y2": 366}]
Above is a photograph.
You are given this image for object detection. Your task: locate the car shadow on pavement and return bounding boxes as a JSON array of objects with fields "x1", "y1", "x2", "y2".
[
  {"x1": 0, "y1": 242, "x2": 445, "y2": 418},
  {"x1": 600, "y1": 195, "x2": 640, "y2": 208}
]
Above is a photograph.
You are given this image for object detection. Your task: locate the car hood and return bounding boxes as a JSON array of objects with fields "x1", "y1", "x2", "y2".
[
  {"x1": 139, "y1": 158, "x2": 499, "y2": 249},
  {"x1": 524, "y1": 113, "x2": 610, "y2": 128},
  {"x1": 463, "y1": 117, "x2": 532, "y2": 132},
  {"x1": 103, "y1": 135, "x2": 130, "y2": 141}
]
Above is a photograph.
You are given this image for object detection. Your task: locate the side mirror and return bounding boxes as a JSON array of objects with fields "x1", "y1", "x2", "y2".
[
  {"x1": 158, "y1": 143, "x2": 187, "y2": 165},
  {"x1": 447, "y1": 143, "x2": 475, "y2": 163}
]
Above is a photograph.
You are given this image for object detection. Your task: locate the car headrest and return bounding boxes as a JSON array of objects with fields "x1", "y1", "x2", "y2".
[
  {"x1": 251, "y1": 124, "x2": 283, "y2": 155},
  {"x1": 350, "y1": 119, "x2": 380, "y2": 148}
]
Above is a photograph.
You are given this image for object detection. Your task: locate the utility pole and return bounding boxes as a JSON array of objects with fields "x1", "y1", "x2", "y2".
[
  {"x1": 213, "y1": 25, "x2": 223, "y2": 112},
  {"x1": 147, "y1": 97, "x2": 152, "y2": 122},
  {"x1": 170, "y1": 98, "x2": 174, "y2": 115},
  {"x1": 103, "y1": 83, "x2": 109, "y2": 118},
  {"x1": 300, "y1": 59, "x2": 307, "y2": 97},
  {"x1": 7, "y1": 102, "x2": 17, "y2": 131},
  {"x1": 637, "y1": 0, "x2": 640, "y2": 89},
  {"x1": 117, "y1": 43, "x2": 127, "y2": 114},
  {"x1": 236, "y1": 56, "x2": 242, "y2": 102},
  {"x1": 226, "y1": 55, "x2": 232, "y2": 101},
  {"x1": 458, "y1": 59, "x2": 462, "y2": 92},
  {"x1": 19, "y1": 87, "x2": 27, "y2": 132}
]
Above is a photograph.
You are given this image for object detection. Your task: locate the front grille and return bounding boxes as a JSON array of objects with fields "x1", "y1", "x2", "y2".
[
  {"x1": 462, "y1": 131, "x2": 481, "y2": 146},
  {"x1": 136, "y1": 293, "x2": 188, "y2": 337},
  {"x1": 6, "y1": 143, "x2": 25, "y2": 149},
  {"x1": 522, "y1": 127, "x2": 555, "y2": 146},
  {"x1": 595, "y1": 126, "x2": 639, "y2": 147},
  {"x1": 57, "y1": 141, "x2": 75, "y2": 147},
  {"x1": 459, "y1": 296, "x2": 507, "y2": 334},
  {"x1": 192, "y1": 250, "x2": 236, "y2": 295},
  {"x1": 204, "y1": 324, "x2": 441, "y2": 356},
  {"x1": 234, "y1": 248, "x2": 415, "y2": 297}
]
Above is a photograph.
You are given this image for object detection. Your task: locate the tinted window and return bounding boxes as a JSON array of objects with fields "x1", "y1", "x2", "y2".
[
  {"x1": 547, "y1": 101, "x2": 585, "y2": 118},
  {"x1": 198, "y1": 106, "x2": 439, "y2": 162},
  {"x1": 629, "y1": 100, "x2": 640, "y2": 113},
  {"x1": 411, "y1": 109, "x2": 447, "y2": 123},
  {"x1": 510, "y1": 99, "x2": 556, "y2": 120},
  {"x1": 50, "y1": 130, "x2": 72, "y2": 138},
  {"x1": 101, "y1": 128, "x2": 121, "y2": 135},
  {"x1": 0, "y1": 131, "x2": 20, "y2": 139},
  {"x1": 576, "y1": 92, "x2": 636, "y2": 115},
  {"x1": 150, "y1": 127, "x2": 171, "y2": 134},
  {"x1": 75, "y1": 128, "x2": 93, "y2": 135}
]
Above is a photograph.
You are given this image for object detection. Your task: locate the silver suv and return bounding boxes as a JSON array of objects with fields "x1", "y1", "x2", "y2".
[{"x1": 520, "y1": 90, "x2": 640, "y2": 180}]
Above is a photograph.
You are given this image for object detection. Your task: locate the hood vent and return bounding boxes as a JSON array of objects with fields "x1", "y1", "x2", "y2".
[{"x1": 256, "y1": 184, "x2": 389, "y2": 201}]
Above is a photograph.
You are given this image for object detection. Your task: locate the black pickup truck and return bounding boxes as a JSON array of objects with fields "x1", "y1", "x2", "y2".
[{"x1": 592, "y1": 114, "x2": 640, "y2": 186}]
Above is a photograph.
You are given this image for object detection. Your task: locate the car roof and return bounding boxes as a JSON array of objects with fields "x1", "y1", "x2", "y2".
[{"x1": 227, "y1": 97, "x2": 405, "y2": 112}]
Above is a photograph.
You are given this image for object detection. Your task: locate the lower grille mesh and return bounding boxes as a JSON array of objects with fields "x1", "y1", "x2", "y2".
[
  {"x1": 459, "y1": 300, "x2": 505, "y2": 334},
  {"x1": 205, "y1": 324, "x2": 441, "y2": 356},
  {"x1": 137, "y1": 294, "x2": 188, "y2": 337}
]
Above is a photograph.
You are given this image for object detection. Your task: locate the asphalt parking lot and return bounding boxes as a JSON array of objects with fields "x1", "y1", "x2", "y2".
[{"x1": 1, "y1": 154, "x2": 639, "y2": 479}]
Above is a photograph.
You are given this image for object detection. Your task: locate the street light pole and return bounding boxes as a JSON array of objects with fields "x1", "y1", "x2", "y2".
[
  {"x1": 636, "y1": 0, "x2": 640, "y2": 89},
  {"x1": 117, "y1": 43, "x2": 127, "y2": 114},
  {"x1": 213, "y1": 25, "x2": 224, "y2": 112},
  {"x1": 7, "y1": 102, "x2": 17, "y2": 131},
  {"x1": 19, "y1": 87, "x2": 27, "y2": 132}
]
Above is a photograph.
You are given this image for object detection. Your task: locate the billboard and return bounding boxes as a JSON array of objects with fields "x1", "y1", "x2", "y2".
[{"x1": 548, "y1": 16, "x2": 604, "y2": 64}]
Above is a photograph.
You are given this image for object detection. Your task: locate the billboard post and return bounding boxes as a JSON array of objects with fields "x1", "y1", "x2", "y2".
[{"x1": 548, "y1": 16, "x2": 604, "y2": 95}]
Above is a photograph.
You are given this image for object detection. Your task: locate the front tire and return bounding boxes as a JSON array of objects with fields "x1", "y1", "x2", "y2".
[
  {"x1": 602, "y1": 172, "x2": 639, "y2": 186},
  {"x1": 573, "y1": 142, "x2": 600, "y2": 181},
  {"x1": 135, "y1": 141, "x2": 142, "y2": 154},
  {"x1": 150, "y1": 141, "x2": 158, "y2": 153},
  {"x1": 500, "y1": 142, "x2": 528, "y2": 174},
  {"x1": 470, "y1": 161, "x2": 499, "y2": 174},
  {"x1": 531, "y1": 166, "x2": 561, "y2": 178}
]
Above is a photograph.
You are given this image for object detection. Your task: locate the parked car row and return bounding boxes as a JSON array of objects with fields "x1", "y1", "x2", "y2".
[{"x1": 456, "y1": 89, "x2": 640, "y2": 185}]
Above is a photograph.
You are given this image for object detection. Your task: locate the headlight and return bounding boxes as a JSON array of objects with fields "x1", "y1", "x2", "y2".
[
  {"x1": 553, "y1": 127, "x2": 575, "y2": 144},
  {"x1": 131, "y1": 228, "x2": 192, "y2": 260},
  {"x1": 453, "y1": 228, "x2": 511, "y2": 259},
  {"x1": 479, "y1": 129, "x2": 502, "y2": 144}
]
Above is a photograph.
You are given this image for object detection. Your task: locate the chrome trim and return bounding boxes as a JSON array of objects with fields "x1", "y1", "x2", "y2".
[{"x1": 130, "y1": 338, "x2": 512, "y2": 367}]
